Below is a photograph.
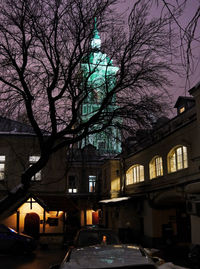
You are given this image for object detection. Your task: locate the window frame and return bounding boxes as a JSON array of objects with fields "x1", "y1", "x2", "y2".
[
  {"x1": 149, "y1": 156, "x2": 163, "y2": 179},
  {"x1": 126, "y1": 164, "x2": 144, "y2": 185},
  {"x1": 89, "y1": 175, "x2": 96, "y2": 193},
  {"x1": 168, "y1": 145, "x2": 188, "y2": 173}
]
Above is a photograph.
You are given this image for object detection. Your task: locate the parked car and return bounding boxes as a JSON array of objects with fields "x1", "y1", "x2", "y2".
[
  {"x1": 50, "y1": 244, "x2": 159, "y2": 269},
  {"x1": 0, "y1": 224, "x2": 37, "y2": 254},
  {"x1": 73, "y1": 226, "x2": 120, "y2": 248}
]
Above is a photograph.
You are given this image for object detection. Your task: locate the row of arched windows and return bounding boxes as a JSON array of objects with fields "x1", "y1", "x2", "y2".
[{"x1": 126, "y1": 145, "x2": 188, "y2": 185}]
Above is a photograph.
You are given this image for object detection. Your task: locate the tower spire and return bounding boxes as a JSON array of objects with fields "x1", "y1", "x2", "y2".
[{"x1": 91, "y1": 17, "x2": 101, "y2": 49}]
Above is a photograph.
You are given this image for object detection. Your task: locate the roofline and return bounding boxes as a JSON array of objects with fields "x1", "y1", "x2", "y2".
[{"x1": 189, "y1": 81, "x2": 200, "y2": 95}]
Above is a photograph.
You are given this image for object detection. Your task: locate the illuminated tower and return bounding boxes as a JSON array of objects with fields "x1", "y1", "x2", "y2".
[{"x1": 80, "y1": 19, "x2": 121, "y2": 155}]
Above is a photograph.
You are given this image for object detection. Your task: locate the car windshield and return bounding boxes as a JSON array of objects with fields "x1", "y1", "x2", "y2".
[
  {"x1": 76, "y1": 230, "x2": 119, "y2": 247},
  {"x1": 62, "y1": 264, "x2": 156, "y2": 269}
]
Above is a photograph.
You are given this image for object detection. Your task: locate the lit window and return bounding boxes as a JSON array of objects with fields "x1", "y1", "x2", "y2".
[
  {"x1": 133, "y1": 165, "x2": 144, "y2": 183},
  {"x1": 168, "y1": 145, "x2": 188, "y2": 173},
  {"x1": 149, "y1": 156, "x2": 163, "y2": 179},
  {"x1": 89, "y1": 175, "x2": 96, "y2": 192},
  {"x1": 88, "y1": 105, "x2": 91, "y2": 114},
  {"x1": 179, "y1": 106, "x2": 185, "y2": 113},
  {"x1": 83, "y1": 105, "x2": 87, "y2": 115},
  {"x1": 0, "y1": 155, "x2": 6, "y2": 180},
  {"x1": 68, "y1": 175, "x2": 77, "y2": 193},
  {"x1": 29, "y1": 156, "x2": 41, "y2": 181},
  {"x1": 126, "y1": 164, "x2": 144, "y2": 185}
]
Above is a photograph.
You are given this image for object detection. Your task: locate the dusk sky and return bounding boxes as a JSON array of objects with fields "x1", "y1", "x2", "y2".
[{"x1": 115, "y1": 0, "x2": 200, "y2": 113}]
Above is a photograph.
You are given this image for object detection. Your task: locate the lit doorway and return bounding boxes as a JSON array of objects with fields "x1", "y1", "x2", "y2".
[{"x1": 24, "y1": 212, "x2": 40, "y2": 239}]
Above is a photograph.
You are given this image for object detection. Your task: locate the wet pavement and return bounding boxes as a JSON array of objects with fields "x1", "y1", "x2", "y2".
[
  {"x1": 154, "y1": 244, "x2": 192, "y2": 268},
  {"x1": 0, "y1": 245, "x2": 66, "y2": 269}
]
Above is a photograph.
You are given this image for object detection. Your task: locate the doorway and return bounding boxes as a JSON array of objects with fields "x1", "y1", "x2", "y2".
[
  {"x1": 24, "y1": 212, "x2": 40, "y2": 239},
  {"x1": 176, "y1": 209, "x2": 191, "y2": 243}
]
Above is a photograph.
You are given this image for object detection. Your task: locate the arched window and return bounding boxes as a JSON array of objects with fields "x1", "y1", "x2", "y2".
[
  {"x1": 126, "y1": 164, "x2": 144, "y2": 185},
  {"x1": 168, "y1": 145, "x2": 188, "y2": 173},
  {"x1": 149, "y1": 156, "x2": 163, "y2": 179}
]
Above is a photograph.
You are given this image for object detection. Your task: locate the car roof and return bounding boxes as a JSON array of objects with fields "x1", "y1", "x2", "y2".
[
  {"x1": 61, "y1": 245, "x2": 155, "y2": 269},
  {"x1": 77, "y1": 226, "x2": 117, "y2": 232}
]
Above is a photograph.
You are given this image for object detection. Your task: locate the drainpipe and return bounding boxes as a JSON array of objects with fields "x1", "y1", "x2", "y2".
[{"x1": 120, "y1": 157, "x2": 126, "y2": 196}]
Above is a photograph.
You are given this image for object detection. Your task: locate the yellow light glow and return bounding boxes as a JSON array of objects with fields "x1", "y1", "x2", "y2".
[
  {"x1": 19, "y1": 198, "x2": 43, "y2": 216},
  {"x1": 111, "y1": 176, "x2": 120, "y2": 192},
  {"x1": 179, "y1": 106, "x2": 185, "y2": 113},
  {"x1": 127, "y1": 245, "x2": 139, "y2": 250},
  {"x1": 86, "y1": 209, "x2": 93, "y2": 225}
]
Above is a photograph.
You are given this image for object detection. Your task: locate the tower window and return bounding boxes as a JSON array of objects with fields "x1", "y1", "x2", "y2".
[{"x1": 82, "y1": 105, "x2": 87, "y2": 115}]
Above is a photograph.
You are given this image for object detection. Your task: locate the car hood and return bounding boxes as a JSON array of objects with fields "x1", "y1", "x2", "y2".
[
  {"x1": 19, "y1": 232, "x2": 34, "y2": 239},
  {"x1": 61, "y1": 245, "x2": 154, "y2": 269}
]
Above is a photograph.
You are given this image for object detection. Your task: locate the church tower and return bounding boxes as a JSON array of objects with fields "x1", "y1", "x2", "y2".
[{"x1": 80, "y1": 19, "x2": 121, "y2": 156}]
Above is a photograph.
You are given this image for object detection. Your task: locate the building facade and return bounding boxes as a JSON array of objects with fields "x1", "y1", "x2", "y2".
[
  {"x1": 100, "y1": 82, "x2": 200, "y2": 247},
  {"x1": 0, "y1": 17, "x2": 199, "y2": 250},
  {"x1": 0, "y1": 118, "x2": 102, "y2": 244}
]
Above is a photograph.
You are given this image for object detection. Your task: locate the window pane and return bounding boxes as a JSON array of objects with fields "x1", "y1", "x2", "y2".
[
  {"x1": 83, "y1": 105, "x2": 87, "y2": 114},
  {"x1": 128, "y1": 165, "x2": 145, "y2": 184},
  {"x1": 126, "y1": 169, "x2": 133, "y2": 185},
  {"x1": 29, "y1": 156, "x2": 40, "y2": 162},
  {"x1": 0, "y1": 163, "x2": 5, "y2": 171},
  {"x1": 150, "y1": 160, "x2": 156, "y2": 179},
  {"x1": 156, "y1": 157, "x2": 163, "y2": 177},
  {"x1": 0, "y1": 171, "x2": 4, "y2": 180},
  {"x1": 34, "y1": 171, "x2": 41, "y2": 181},
  {"x1": 183, "y1": 146, "x2": 188, "y2": 168},
  {"x1": 170, "y1": 152, "x2": 176, "y2": 172},
  {"x1": 177, "y1": 147, "x2": 183, "y2": 170},
  {"x1": 150, "y1": 157, "x2": 163, "y2": 179},
  {"x1": 168, "y1": 146, "x2": 188, "y2": 173},
  {"x1": 89, "y1": 175, "x2": 96, "y2": 192},
  {"x1": 133, "y1": 166, "x2": 137, "y2": 183},
  {"x1": 140, "y1": 165, "x2": 144, "y2": 182},
  {"x1": 0, "y1": 156, "x2": 5, "y2": 180},
  {"x1": 29, "y1": 156, "x2": 41, "y2": 181},
  {"x1": 0, "y1": 156, "x2": 5, "y2": 161}
]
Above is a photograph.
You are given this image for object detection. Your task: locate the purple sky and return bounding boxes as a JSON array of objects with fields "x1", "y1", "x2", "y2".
[{"x1": 115, "y1": 0, "x2": 200, "y2": 112}]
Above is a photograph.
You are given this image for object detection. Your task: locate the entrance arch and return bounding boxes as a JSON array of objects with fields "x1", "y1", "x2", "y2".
[{"x1": 24, "y1": 212, "x2": 40, "y2": 239}]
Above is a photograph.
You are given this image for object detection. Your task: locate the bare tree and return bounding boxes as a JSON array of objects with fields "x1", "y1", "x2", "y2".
[
  {"x1": 0, "y1": 0, "x2": 176, "y2": 215},
  {"x1": 151, "y1": 0, "x2": 200, "y2": 89}
]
